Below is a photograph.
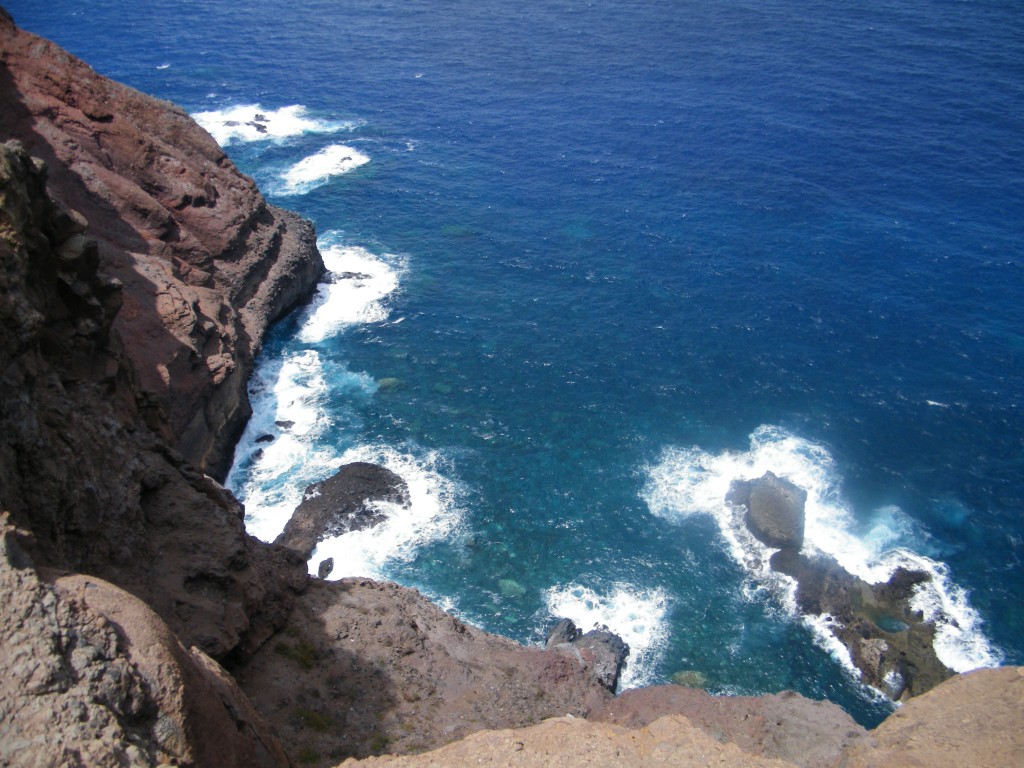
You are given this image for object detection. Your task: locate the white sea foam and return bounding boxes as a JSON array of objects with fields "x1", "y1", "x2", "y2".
[
  {"x1": 641, "y1": 425, "x2": 1001, "y2": 677},
  {"x1": 226, "y1": 232, "x2": 407, "y2": 541},
  {"x1": 192, "y1": 104, "x2": 355, "y2": 145},
  {"x1": 297, "y1": 242, "x2": 405, "y2": 343},
  {"x1": 226, "y1": 350, "x2": 376, "y2": 541},
  {"x1": 543, "y1": 582, "x2": 670, "y2": 690},
  {"x1": 310, "y1": 444, "x2": 464, "y2": 580},
  {"x1": 277, "y1": 144, "x2": 371, "y2": 195}
]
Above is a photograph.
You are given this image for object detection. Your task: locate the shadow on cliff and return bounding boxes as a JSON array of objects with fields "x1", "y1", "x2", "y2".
[
  {"x1": 0, "y1": 60, "x2": 230, "y2": 456},
  {"x1": 238, "y1": 578, "x2": 403, "y2": 764}
]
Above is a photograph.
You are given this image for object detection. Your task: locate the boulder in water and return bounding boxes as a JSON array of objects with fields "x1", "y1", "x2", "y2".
[
  {"x1": 276, "y1": 463, "x2": 410, "y2": 560},
  {"x1": 728, "y1": 471, "x2": 806, "y2": 551}
]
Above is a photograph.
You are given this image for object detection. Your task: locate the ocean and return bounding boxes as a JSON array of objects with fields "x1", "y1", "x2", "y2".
[{"x1": 9, "y1": 0, "x2": 1021, "y2": 726}]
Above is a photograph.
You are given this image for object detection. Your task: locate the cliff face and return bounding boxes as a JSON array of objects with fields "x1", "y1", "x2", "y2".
[
  {"x1": 0, "y1": 7, "x2": 323, "y2": 480},
  {"x1": 1, "y1": 10, "x2": 1020, "y2": 768}
]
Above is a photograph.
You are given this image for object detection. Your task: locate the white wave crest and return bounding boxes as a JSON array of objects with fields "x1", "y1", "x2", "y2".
[
  {"x1": 297, "y1": 242, "x2": 405, "y2": 344},
  {"x1": 543, "y1": 582, "x2": 670, "y2": 690},
  {"x1": 225, "y1": 350, "x2": 376, "y2": 541},
  {"x1": 192, "y1": 103, "x2": 355, "y2": 145},
  {"x1": 310, "y1": 445, "x2": 464, "y2": 580},
  {"x1": 278, "y1": 143, "x2": 371, "y2": 195},
  {"x1": 641, "y1": 425, "x2": 1001, "y2": 675}
]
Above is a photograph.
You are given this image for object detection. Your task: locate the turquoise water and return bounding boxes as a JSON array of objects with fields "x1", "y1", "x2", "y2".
[{"x1": 10, "y1": 0, "x2": 1022, "y2": 726}]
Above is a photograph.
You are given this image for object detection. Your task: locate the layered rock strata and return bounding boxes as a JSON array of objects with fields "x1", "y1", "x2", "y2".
[
  {"x1": 0, "y1": 6, "x2": 324, "y2": 480},
  {"x1": 0, "y1": 137, "x2": 308, "y2": 665}
]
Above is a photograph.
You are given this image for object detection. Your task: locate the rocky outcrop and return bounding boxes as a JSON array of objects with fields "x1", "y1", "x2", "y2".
[
  {"x1": 277, "y1": 462, "x2": 411, "y2": 563},
  {"x1": 0, "y1": 8, "x2": 324, "y2": 480},
  {"x1": 338, "y1": 667, "x2": 1024, "y2": 768},
  {"x1": 0, "y1": 515, "x2": 289, "y2": 768},
  {"x1": 728, "y1": 473, "x2": 953, "y2": 699},
  {"x1": 769, "y1": 550, "x2": 952, "y2": 699},
  {"x1": 727, "y1": 471, "x2": 806, "y2": 551},
  {"x1": 545, "y1": 618, "x2": 630, "y2": 692},
  {"x1": 339, "y1": 714, "x2": 798, "y2": 768},
  {"x1": 841, "y1": 666, "x2": 1024, "y2": 768},
  {"x1": 236, "y1": 578, "x2": 615, "y2": 761},
  {"x1": 0, "y1": 138, "x2": 307, "y2": 665},
  {"x1": 590, "y1": 685, "x2": 866, "y2": 768}
]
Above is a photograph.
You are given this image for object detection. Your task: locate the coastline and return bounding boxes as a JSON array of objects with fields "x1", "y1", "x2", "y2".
[{"x1": 1, "y1": 8, "x2": 1022, "y2": 767}]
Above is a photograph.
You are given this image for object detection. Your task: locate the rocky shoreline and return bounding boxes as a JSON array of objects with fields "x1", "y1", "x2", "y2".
[{"x1": 1, "y1": 9, "x2": 1021, "y2": 767}]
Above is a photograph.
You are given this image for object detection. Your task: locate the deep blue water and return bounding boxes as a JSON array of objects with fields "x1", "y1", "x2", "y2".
[{"x1": 9, "y1": 0, "x2": 1023, "y2": 726}]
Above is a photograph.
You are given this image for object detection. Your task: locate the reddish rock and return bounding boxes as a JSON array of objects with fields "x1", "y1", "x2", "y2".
[
  {"x1": 590, "y1": 684, "x2": 865, "y2": 768},
  {"x1": 236, "y1": 578, "x2": 615, "y2": 761},
  {"x1": 0, "y1": 516, "x2": 290, "y2": 768},
  {"x1": 0, "y1": 7, "x2": 324, "y2": 479}
]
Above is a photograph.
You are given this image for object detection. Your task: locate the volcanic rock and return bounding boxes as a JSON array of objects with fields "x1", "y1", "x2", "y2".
[
  {"x1": 237, "y1": 578, "x2": 616, "y2": 760},
  {"x1": 276, "y1": 462, "x2": 411, "y2": 560},
  {"x1": 0, "y1": 516, "x2": 289, "y2": 768},
  {"x1": 545, "y1": 618, "x2": 631, "y2": 692},
  {"x1": 770, "y1": 546, "x2": 953, "y2": 699},
  {"x1": 591, "y1": 684, "x2": 867, "y2": 768},
  {"x1": 728, "y1": 471, "x2": 806, "y2": 551},
  {"x1": 840, "y1": 666, "x2": 1024, "y2": 768},
  {"x1": 0, "y1": 9, "x2": 324, "y2": 480}
]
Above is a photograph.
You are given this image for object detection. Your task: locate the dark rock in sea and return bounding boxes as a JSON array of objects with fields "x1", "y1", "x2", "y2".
[
  {"x1": 576, "y1": 628, "x2": 631, "y2": 692},
  {"x1": 256, "y1": 433, "x2": 275, "y2": 444},
  {"x1": 770, "y1": 548, "x2": 953, "y2": 699},
  {"x1": 546, "y1": 618, "x2": 581, "y2": 646},
  {"x1": 546, "y1": 618, "x2": 630, "y2": 692},
  {"x1": 317, "y1": 557, "x2": 334, "y2": 579},
  {"x1": 276, "y1": 462, "x2": 411, "y2": 560},
  {"x1": 728, "y1": 471, "x2": 807, "y2": 551}
]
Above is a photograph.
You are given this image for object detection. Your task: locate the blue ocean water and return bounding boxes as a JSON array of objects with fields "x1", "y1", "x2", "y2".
[{"x1": 10, "y1": 0, "x2": 1022, "y2": 726}]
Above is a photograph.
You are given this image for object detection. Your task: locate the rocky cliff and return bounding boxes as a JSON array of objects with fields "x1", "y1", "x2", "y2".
[
  {"x1": 1, "y1": 9, "x2": 1020, "y2": 768},
  {"x1": 0, "y1": 6, "x2": 322, "y2": 481}
]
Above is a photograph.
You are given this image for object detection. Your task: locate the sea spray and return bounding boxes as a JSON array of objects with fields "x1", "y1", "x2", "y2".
[
  {"x1": 543, "y1": 582, "x2": 670, "y2": 690},
  {"x1": 193, "y1": 103, "x2": 359, "y2": 145},
  {"x1": 642, "y1": 425, "x2": 1002, "y2": 678}
]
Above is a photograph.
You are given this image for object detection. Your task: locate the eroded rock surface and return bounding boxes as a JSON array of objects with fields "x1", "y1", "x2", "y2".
[
  {"x1": 590, "y1": 684, "x2": 866, "y2": 768},
  {"x1": 0, "y1": 8, "x2": 324, "y2": 479},
  {"x1": 0, "y1": 138, "x2": 307, "y2": 663},
  {"x1": 728, "y1": 472, "x2": 953, "y2": 699},
  {"x1": 545, "y1": 618, "x2": 630, "y2": 693},
  {"x1": 236, "y1": 578, "x2": 615, "y2": 761},
  {"x1": 0, "y1": 516, "x2": 289, "y2": 768}
]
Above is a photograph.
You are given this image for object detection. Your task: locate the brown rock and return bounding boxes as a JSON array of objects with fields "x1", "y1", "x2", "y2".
[
  {"x1": 545, "y1": 618, "x2": 631, "y2": 693},
  {"x1": 0, "y1": 516, "x2": 289, "y2": 768},
  {"x1": 236, "y1": 578, "x2": 614, "y2": 761},
  {"x1": 728, "y1": 471, "x2": 806, "y2": 551},
  {"x1": 0, "y1": 11, "x2": 324, "y2": 480},
  {"x1": 335, "y1": 714, "x2": 798, "y2": 768},
  {"x1": 277, "y1": 462, "x2": 411, "y2": 561},
  {"x1": 769, "y1": 549, "x2": 954, "y2": 699},
  {"x1": 842, "y1": 666, "x2": 1024, "y2": 768},
  {"x1": 590, "y1": 684, "x2": 866, "y2": 768},
  {"x1": 0, "y1": 117, "x2": 306, "y2": 666}
]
